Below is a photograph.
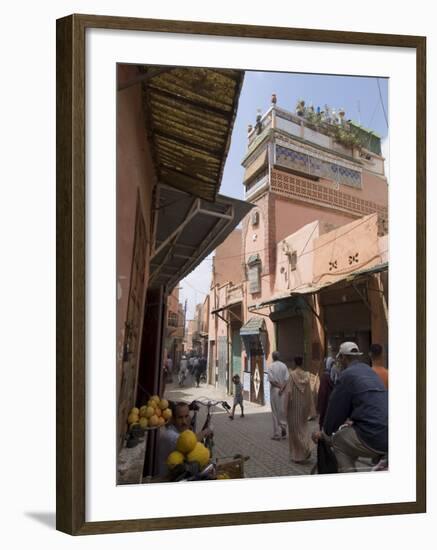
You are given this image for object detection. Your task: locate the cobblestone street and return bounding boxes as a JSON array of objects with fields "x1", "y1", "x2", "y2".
[{"x1": 164, "y1": 376, "x2": 318, "y2": 479}]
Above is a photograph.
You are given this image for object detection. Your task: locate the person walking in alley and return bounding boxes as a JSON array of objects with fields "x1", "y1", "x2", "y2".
[
  {"x1": 317, "y1": 347, "x2": 340, "y2": 429},
  {"x1": 162, "y1": 357, "x2": 172, "y2": 394},
  {"x1": 193, "y1": 358, "x2": 202, "y2": 388},
  {"x1": 178, "y1": 355, "x2": 188, "y2": 386},
  {"x1": 166, "y1": 356, "x2": 173, "y2": 382},
  {"x1": 199, "y1": 356, "x2": 207, "y2": 383},
  {"x1": 188, "y1": 355, "x2": 195, "y2": 375},
  {"x1": 267, "y1": 351, "x2": 289, "y2": 440},
  {"x1": 284, "y1": 356, "x2": 313, "y2": 463},
  {"x1": 312, "y1": 342, "x2": 388, "y2": 473},
  {"x1": 229, "y1": 374, "x2": 245, "y2": 419}
]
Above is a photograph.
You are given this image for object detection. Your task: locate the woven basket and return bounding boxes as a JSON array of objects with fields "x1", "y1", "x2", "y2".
[{"x1": 216, "y1": 456, "x2": 249, "y2": 479}]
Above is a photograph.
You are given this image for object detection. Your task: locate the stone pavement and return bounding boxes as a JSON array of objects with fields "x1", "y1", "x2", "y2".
[{"x1": 164, "y1": 375, "x2": 318, "y2": 479}]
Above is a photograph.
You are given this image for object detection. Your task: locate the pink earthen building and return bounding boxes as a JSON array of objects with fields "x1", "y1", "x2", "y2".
[{"x1": 207, "y1": 97, "x2": 388, "y2": 405}]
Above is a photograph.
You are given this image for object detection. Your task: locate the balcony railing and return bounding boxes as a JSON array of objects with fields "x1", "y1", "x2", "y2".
[{"x1": 247, "y1": 119, "x2": 272, "y2": 150}]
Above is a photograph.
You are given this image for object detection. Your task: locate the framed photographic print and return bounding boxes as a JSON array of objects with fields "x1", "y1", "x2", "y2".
[{"x1": 56, "y1": 14, "x2": 426, "y2": 535}]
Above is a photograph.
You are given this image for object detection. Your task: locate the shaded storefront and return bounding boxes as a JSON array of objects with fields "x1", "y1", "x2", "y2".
[
  {"x1": 229, "y1": 302, "x2": 243, "y2": 394},
  {"x1": 318, "y1": 263, "x2": 388, "y2": 358},
  {"x1": 210, "y1": 300, "x2": 244, "y2": 394},
  {"x1": 252, "y1": 291, "x2": 319, "y2": 375},
  {"x1": 250, "y1": 262, "x2": 388, "y2": 381},
  {"x1": 269, "y1": 296, "x2": 308, "y2": 370},
  {"x1": 240, "y1": 317, "x2": 268, "y2": 405},
  {"x1": 320, "y1": 284, "x2": 371, "y2": 355}
]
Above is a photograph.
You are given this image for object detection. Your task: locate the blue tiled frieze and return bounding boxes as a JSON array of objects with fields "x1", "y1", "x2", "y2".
[{"x1": 275, "y1": 144, "x2": 362, "y2": 188}]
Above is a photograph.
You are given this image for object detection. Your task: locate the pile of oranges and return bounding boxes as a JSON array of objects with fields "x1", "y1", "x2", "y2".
[{"x1": 127, "y1": 395, "x2": 172, "y2": 431}]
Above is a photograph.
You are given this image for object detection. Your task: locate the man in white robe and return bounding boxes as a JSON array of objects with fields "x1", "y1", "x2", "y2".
[{"x1": 267, "y1": 351, "x2": 289, "y2": 440}]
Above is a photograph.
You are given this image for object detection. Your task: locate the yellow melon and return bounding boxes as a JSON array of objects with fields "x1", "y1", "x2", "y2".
[
  {"x1": 186, "y1": 442, "x2": 210, "y2": 468},
  {"x1": 139, "y1": 417, "x2": 148, "y2": 429},
  {"x1": 166, "y1": 451, "x2": 185, "y2": 469},
  {"x1": 127, "y1": 412, "x2": 139, "y2": 425},
  {"x1": 176, "y1": 430, "x2": 197, "y2": 454}
]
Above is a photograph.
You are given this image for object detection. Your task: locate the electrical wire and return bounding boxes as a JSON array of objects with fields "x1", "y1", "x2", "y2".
[
  {"x1": 251, "y1": 248, "x2": 388, "y2": 307},
  {"x1": 161, "y1": 106, "x2": 387, "y2": 308},
  {"x1": 182, "y1": 240, "x2": 387, "y2": 306},
  {"x1": 180, "y1": 278, "x2": 210, "y2": 296},
  {"x1": 298, "y1": 220, "x2": 320, "y2": 257},
  {"x1": 377, "y1": 78, "x2": 389, "y2": 129},
  {"x1": 210, "y1": 213, "x2": 380, "y2": 266},
  {"x1": 367, "y1": 98, "x2": 379, "y2": 134}
]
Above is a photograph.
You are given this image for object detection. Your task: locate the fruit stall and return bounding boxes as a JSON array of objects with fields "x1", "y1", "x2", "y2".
[
  {"x1": 118, "y1": 394, "x2": 249, "y2": 484},
  {"x1": 117, "y1": 394, "x2": 172, "y2": 485},
  {"x1": 150, "y1": 428, "x2": 249, "y2": 483}
]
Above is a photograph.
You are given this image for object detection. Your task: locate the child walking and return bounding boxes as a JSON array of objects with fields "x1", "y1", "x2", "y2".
[{"x1": 229, "y1": 374, "x2": 244, "y2": 419}]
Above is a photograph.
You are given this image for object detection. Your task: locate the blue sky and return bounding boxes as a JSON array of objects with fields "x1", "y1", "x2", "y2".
[{"x1": 180, "y1": 70, "x2": 389, "y2": 319}]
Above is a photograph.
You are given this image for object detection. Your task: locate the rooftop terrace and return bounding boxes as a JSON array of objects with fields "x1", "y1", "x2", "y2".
[{"x1": 246, "y1": 96, "x2": 382, "y2": 157}]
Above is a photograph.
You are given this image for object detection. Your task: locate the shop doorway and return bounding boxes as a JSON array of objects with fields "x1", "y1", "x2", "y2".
[
  {"x1": 231, "y1": 329, "x2": 242, "y2": 379},
  {"x1": 276, "y1": 315, "x2": 304, "y2": 370},
  {"x1": 249, "y1": 354, "x2": 265, "y2": 405},
  {"x1": 208, "y1": 341, "x2": 215, "y2": 385},
  {"x1": 217, "y1": 335, "x2": 227, "y2": 392}
]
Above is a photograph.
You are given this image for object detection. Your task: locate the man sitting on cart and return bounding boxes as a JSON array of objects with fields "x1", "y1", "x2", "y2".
[{"x1": 156, "y1": 401, "x2": 211, "y2": 476}]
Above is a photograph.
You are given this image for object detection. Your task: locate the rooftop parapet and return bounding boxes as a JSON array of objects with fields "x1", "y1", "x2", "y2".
[{"x1": 246, "y1": 96, "x2": 382, "y2": 157}]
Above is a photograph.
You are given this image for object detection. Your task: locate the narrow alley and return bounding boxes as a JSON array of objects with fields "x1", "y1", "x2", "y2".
[
  {"x1": 164, "y1": 376, "x2": 317, "y2": 478},
  {"x1": 115, "y1": 67, "x2": 389, "y2": 485}
]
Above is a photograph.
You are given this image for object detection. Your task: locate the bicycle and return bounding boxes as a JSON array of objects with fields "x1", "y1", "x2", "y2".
[
  {"x1": 311, "y1": 429, "x2": 388, "y2": 474},
  {"x1": 189, "y1": 398, "x2": 231, "y2": 455},
  {"x1": 187, "y1": 398, "x2": 250, "y2": 481},
  {"x1": 163, "y1": 398, "x2": 249, "y2": 482},
  {"x1": 162, "y1": 398, "x2": 230, "y2": 482}
]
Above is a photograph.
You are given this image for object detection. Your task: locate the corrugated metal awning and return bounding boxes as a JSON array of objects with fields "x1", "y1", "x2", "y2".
[
  {"x1": 210, "y1": 305, "x2": 230, "y2": 315},
  {"x1": 252, "y1": 262, "x2": 388, "y2": 309},
  {"x1": 240, "y1": 317, "x2": 268, "y2": 356},
  {"x1": 149, "y1": 184, "x2": 254, "y2": 290},
  {"x1": 240, "y1": 316, "x2": 266, "y2": 335},
  {"x1": 141, "y1": 66, "x2": 244, "y2": 201}
]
